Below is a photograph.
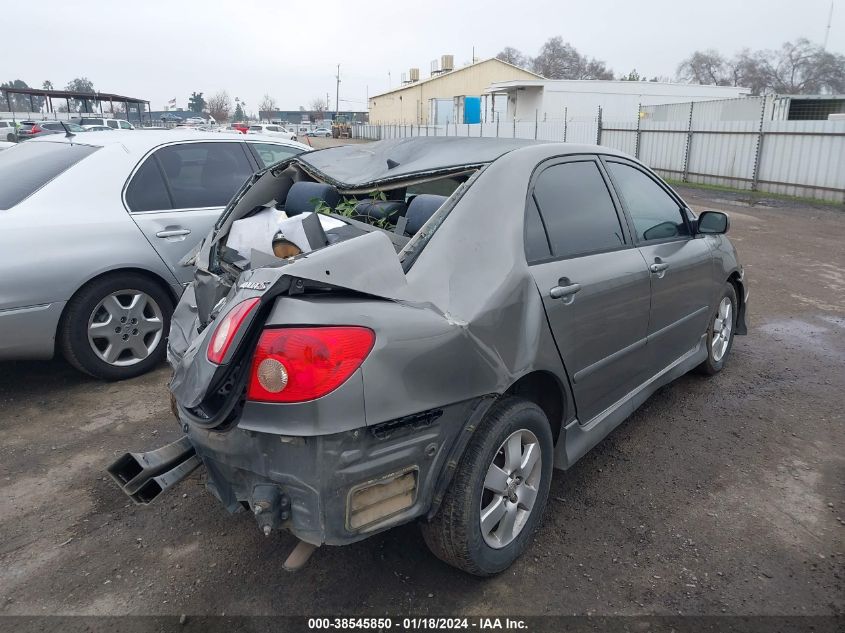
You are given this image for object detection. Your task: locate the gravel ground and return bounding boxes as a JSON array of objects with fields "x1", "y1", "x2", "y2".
[{"x1": 0, "y1": 182, "x2": 842, "y2": 618}]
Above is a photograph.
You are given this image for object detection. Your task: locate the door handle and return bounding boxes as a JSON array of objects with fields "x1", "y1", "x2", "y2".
[
  {"x1": 550, "y1": 283, "x2": 581, "y2": 300},
  {"x1": 156, "y1": 228, "x2": 191, "y2": 238},
  {"x1": 649, "y1": 262, "x2": 669, "y2": 273}
]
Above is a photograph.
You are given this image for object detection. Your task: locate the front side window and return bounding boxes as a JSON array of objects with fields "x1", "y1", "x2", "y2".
[
  {"x1": 119, "y1": 120, "x2": 132, "y2": 129},
  {"x1": 154, "y1": 142, "x2": 253, "y2": 208},
  {"x1": 531, "y1": 161, "x2": 625, "y2": 259},
  {"x1": 248, "y1": 142, "x2": 304, "y2": 168},
  {"x1": 0, "y1": 142, "x2": 99, "y2": 210},
  {"x1": 606, "y1": 162, "x2": 689, "y2": 242}
]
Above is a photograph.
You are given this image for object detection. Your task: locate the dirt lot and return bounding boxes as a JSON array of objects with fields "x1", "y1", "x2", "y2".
[{"x1": 0, "y1": 180, "x2": 842, "y2": 618}]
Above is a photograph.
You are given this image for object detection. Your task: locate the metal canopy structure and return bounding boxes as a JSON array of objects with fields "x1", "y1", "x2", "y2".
[{"x1": 1, "y1": 87, "x2": 150, "y2": 122}]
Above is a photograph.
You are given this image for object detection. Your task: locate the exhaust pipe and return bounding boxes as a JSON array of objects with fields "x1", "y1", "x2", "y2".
[{"x1": 107, "y1": 436, "x2": 201, "y2": 504}]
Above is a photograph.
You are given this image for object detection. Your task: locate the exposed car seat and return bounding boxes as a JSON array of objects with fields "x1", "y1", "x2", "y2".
[
  {"x1": 404, "y1": 194, "x2": 448, "y2": 236},
  {"x1": 284, "y1": 181, "x2": 340, "y2": 216},
  {"x1": 352, "y1": 200, "x2": 407, "y2": 225}
]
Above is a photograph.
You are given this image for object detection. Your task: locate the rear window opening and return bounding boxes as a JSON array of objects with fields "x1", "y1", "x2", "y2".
[
  {"x1": 0, "y1": 141, "x2": 99, "y2": 210},
  {"x1": 216, "y1": 164, "x2": 473, "y2": 273}
]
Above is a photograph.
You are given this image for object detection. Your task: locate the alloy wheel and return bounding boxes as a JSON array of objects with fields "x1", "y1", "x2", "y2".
[
  {"x1": 87, "y1": 290, "x2": 164, "y2": 367},
  {"x1": 712, "y1": 297, "x2": 733, "y2": 362},
  {"x1": 479, "y1": 429, "x2": 542, "y2": 549}
]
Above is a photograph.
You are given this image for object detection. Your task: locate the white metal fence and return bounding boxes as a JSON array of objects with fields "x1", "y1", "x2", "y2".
[{"x1": 354, "y1": 96, "x2": 845, "y2": 203}]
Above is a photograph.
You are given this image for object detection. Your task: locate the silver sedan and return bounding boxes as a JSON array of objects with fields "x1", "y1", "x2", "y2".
[{"x1": 0, "y1": 130, "x2": 309, "y2": 379}]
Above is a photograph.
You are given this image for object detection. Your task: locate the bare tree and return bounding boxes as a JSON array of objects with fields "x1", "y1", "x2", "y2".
[
  {"x1": 259, "y1": 94, "x2": 277, "y2": 113},
  {"x1": 678, "y1": 39, "x2": 845, "y2": 95},
  {"x1": 676, "y1": 50, "x2": 730, "y2": 85},
  {"x1": 766, "y1": 38, "x2": 845, "y2": 94},
  {"x1": 496, "y1": 46, "x2": 530, "y2": 69},
  {"x1": 531, "y1": 36, "x2": 614, "y2": 79},
  {"x1": 207, "y1": 90, "x2": 232, "y2": 122},
  {"x1": 309, "y1": 97, "x2": 327, "y2": 119}
]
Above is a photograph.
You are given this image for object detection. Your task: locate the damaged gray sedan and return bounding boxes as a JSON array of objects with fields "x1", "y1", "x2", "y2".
[{"x1": 109, "y1": 137, "x2": 748, "y2": 575}]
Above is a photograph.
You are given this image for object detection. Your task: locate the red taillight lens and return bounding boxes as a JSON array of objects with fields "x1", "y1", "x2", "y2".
[
  {"x1": 247, "y1": 327, "x2": 375, "y2": 403},
  {"x1": 31, "y1": 125, "x2": 42, "y2": 133},
  {"x1": 206, "y1": 298, "x2": 260, "y2": 364}
]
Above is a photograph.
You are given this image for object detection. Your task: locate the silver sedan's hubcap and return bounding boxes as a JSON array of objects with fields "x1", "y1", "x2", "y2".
[
  {"x1": 711, "y1": 297, "x2": 733, "y2": 362},
  {"x1": 480, "y1": 429, "x2": 542, "y2": 549},
  {"x1": 87, "y1": 290, "x2": 164, "y2": 367}
]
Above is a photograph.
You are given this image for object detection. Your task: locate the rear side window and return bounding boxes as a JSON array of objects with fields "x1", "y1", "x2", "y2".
[
  {"x1": 153, "y1": 142, "x2": 253, "y2": 208},
  {"x1": 107, "y1": 120, "x2": 119, "y2": 129},
  {"x1": 532, "y1": 161, "x2": 625, "y2": 259},
  {"x1": 0, "y1": 142, "x2": 99, "y2": 210},
  {"x1": 606, "y1": 162, "x2": 689, "y2": 242},
  {"x1": 125, "y1": 157, "x2": 172, "y2": 212},
  {"x1": 524, "y1": 196, "x2": 551, "y2": 262}
]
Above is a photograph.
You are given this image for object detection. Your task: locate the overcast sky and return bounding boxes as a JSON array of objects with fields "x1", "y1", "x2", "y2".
[{"x1": 3, "y1": 0, "x2": 843, "y2": 114}]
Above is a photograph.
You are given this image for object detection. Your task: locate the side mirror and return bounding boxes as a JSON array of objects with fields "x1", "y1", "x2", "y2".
[{"x1": 697, "y1": 210, "x2": 730, "y2": 235}]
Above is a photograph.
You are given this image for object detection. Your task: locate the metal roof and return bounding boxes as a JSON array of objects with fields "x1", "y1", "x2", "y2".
[{"x1": 0, "y1": 87, "x2": 149, "y2": 104}]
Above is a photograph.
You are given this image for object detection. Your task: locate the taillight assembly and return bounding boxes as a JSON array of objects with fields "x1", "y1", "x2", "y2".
[
  {"x1": 206, "y1": 297, "x2": 260, "y2": 364},
  {"x1": 31, "y1": 125, "x2": 42, "y2": 133},
  {"x1": 247, "y1": 327, "x2": 375, "y2": 403}
]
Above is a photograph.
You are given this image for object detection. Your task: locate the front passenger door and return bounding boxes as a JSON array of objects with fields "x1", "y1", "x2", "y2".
[
  {"x1": 526, "y1": 158, "x2": 652, "y2": 423},
  {"x1": 604, "y1": 160, "x2": 713, "y2": 371}
]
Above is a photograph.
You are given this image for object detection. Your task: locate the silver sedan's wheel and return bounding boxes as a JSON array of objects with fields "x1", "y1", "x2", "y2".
[
  {"x1": 87, "y1": 290, "x2": 164, "y2": 366},
  {"x1": 711, "y1": 297, "x2": 733, "y2": 362},
  {"x1": 480, "y1": 429, "x2": 542, "y2": 549}
]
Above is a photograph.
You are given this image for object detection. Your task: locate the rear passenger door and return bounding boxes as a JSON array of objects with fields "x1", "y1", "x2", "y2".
[
  {"x1": 526, "y1": 157, "x2": 653, "y2": 423},
  {"x1": 125, "y1": 141, "x2": 254, "y2": 284},
  {"x1": 603, "y1": 159, "x2": 713, "y2": 371}
]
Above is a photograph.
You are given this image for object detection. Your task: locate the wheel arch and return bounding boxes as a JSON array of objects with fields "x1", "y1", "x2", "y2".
[
  {"x1": 727, "y1": 269, "x2": 748, "y2": 335},
  {"x1": 55, "y1": 266, "x2": 180, "y2": 353},
  {"x1": 503, "y1": 370, "x2": 566, "y2": 446}
]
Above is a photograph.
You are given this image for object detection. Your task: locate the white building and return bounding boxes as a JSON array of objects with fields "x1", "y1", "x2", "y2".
[{"x1": 484, "y1": 80, "x2": 751, "y2": 122}]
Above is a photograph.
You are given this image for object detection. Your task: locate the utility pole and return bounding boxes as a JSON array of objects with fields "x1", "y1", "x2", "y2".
[
  {"x1": 823, "y1": 1, "x2": 834, "y2": 49},
  {"x1": 335, "y1": 64, "x2": 341, "y2": 120}
]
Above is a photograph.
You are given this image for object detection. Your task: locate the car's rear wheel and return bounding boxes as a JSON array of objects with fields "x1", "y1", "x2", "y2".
[
  {"x1": 421, "y1": 397, "x2": 553, "y2": 576},
  {"x1": 60, "y1": 273, "x2": 173, "y2": 381},
  {"x1": 697, "y1": 283, "x2": 738, "y2": 375},
  {"x1": 6, "y1": 132, "x2": 14, "y2": 142}
]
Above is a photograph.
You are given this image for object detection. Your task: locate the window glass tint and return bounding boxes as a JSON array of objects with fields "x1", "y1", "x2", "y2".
[
  {"x1": 79, "y1": 118, "x2": 104, "y2": 126},
  {"x1": 524, "y1": 196, "x2": 551, "y2": 262},
  {"x1": 107, "y1": 120, "x2": 119, "y2": 129},
  {"x1": 0, "y1": 142, "x2": 99, "y2": 210},
  {"x1": 532, "y1": 161, "x2": 625, "y2": 258},
  {"x1": 155, "y1": 142, "x2": 252, "y2": 208},
  {"x1": 119, "y1": 121, "x2": 132, "y2": 129},
  {"x1": 126, "y1": 157, "x2": 171, "y2": 212},
  {"x1": 607, "y1": 162, "x2": 689, "y2": 242},
  {"x1": 249, "y1": 142, "x2": 303, "y2": 168}
]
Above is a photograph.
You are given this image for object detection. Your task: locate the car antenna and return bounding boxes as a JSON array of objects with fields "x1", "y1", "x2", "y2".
[
  {"x1": 386, "y1": 158, "x2": 400, "y2": 169},
  {"x1": 60, "y1": 121, "x2": 76, "y2": 141}
]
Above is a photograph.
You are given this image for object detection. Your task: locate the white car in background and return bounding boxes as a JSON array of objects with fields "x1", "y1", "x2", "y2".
[
  {"x1": 77, "y1": 117, "x2": 135, "y2": 130},
  {"x1": 0, "y1": 120, "x2": 17, "y2": 142},
  {"x1": 248, "y1": 123, "x2": 297, "y2": 141}
]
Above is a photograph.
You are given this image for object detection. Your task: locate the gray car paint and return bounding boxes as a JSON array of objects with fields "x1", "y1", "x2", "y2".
[{"x1": 154, "y1": 138, "x2": 747, "y2": 546}]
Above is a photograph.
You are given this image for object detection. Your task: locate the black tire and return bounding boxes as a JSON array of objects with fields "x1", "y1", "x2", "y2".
[
  {"x1": 325, "y1": 133, "x2": 331, "y2": 138},
  {"x1": 421, "y1": 397, "x2": 554, "y2": 576},
  {"x1": 6, "y1": 133, "x2": 14, "y2": 142},
  {"x1": 696, "y1": 283, "x2": 738, "y2": 376},
  {"x1": 59, "y1": 273, "x2": 173, "y2": 381}
]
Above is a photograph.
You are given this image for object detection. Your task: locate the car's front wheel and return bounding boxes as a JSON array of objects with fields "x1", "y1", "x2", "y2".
[
  {"x1": 697, "y1": 283, "x2": 738, "y2": 375},
  {"x1": 421, "y1": 397, "x2": 553, "y2": 576},
  {"x1": 59, "y1": 273, "x2": 173, "y2": 380},
  {"x1": 6, "y1": 132, "x2": 14, "y2": 142}
]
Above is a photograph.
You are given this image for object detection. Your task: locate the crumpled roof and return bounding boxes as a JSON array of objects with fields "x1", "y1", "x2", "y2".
[{"x1": 296, "y1": 137, "x2": 540, "y2": 187}]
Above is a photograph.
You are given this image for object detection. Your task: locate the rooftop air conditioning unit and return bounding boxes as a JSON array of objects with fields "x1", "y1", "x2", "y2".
[
  {"x1": 441, "y1": 55, "x2": 454, "y2": 72},
  {"x1": 409, "y1": 68, "x2": 420, "y2": 82}
]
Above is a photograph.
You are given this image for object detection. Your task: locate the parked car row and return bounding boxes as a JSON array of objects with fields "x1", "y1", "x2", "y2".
[{"x1": 0, "y1": 117, "x2": 134, "y2": 141}]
